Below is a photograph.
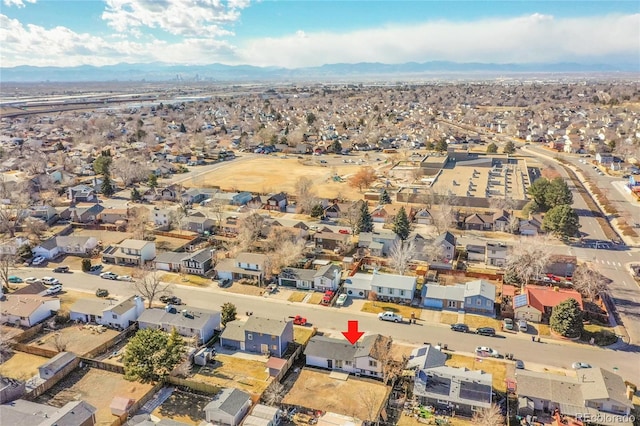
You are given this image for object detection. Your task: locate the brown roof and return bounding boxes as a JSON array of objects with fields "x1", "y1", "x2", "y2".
[{"x1": 0, "y1": 295, "x2": 56, "y2": 317}]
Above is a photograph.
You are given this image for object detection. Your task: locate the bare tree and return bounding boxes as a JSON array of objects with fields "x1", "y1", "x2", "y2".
[
  {"x1": 0, "y1": 252, "x2": 16, "y2": 287},
  {"x1": 388, "y1": 240, "x2": 415, "y2": 275},
  {"x1": 127, "y1": 207, "x2": 149, "y2": 239},
  {"x1": 262, "y1": 381, "x2": 286, "y2": 406},
  {"x1": 133, "y1": 265, "x2": 172, "y2": 308},
  {"x1": 52, "y1": 333, "x2": 68, "y2": 352},
  {"x1": 506, "y1": 214, "x2": 520, "y2": 234},
  {"x1": 208, "y1": 197, "x2": 226, "y2": 229},
  {"x1": 504, "y1": 237, "x2": 551, "y2": 289},
  {"x1": 0, "y1": 333, "x2": 13, "y2": 363},
  {"x1": 294, "y1": 176, "x2": 316, "y2": 214},
  {"x1": 112, "y1": 156, "x2": 143, "y2": 187},
  {"x1": 23, "y1": 217, "x2": 48, "y2": 242},
  {"x1": 233, "y1": 213, "x2": 265, "y2": 253},
  {"x1": 343, "y1": 201, "x2": 362, "y2": 234},
  {"x1": 472, "y1": 404, "x2": 505, "y2": 426},
  {"x1": 432, "y1": 197, "x2": 457, "y2": 234},
  {"x1": 572, "y1": 264, "x2": 609, "y2": 300}
]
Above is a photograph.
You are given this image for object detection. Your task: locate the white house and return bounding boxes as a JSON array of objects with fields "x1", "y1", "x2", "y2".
[
  {"x1": 152, "y1": 207, "x2": 171, "y2": 229},
  {"x1": 0, "y1": 295, "x2": 60, "y2": 327},
  {"x1": 32, "y1": 236, "x2": 99, "y2": 260},
  {"x1": 69, "y1": 295, "x2": 145, "y2": 329},
  {"x1": 204, "y1": 388, "x2": 252, "y2": 426},
  {"x1": 313, "y1": 264, "x2": 342, "y2": 291},
  {"x1": 102, "y1": 239, "x2": 156, "y2": 266},
  {"x1": 304, "y1": 334, "x2": 391, "y2": 378},
  {"x1": 138, "y1": 305, "x2": 221, "y2": 343},
  {"x1": 243, "y1": 404, "x2": 281, "y2": 426},
  {"x1": 371, "y1": 272, "x2": 416, "y2": 303}
]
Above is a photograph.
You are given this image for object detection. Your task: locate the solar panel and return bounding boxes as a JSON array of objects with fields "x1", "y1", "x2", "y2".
[{"x1": 513, "y1": 294, "x2": 528, "y2": 308}]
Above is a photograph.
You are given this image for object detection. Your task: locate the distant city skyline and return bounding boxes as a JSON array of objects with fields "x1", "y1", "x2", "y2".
[{"x1": 1, "y1": 0, "x2": 639, "y2": 68}]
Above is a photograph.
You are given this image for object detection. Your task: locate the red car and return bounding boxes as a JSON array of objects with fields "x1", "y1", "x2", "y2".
[
  {"x1": 292, "y1": 315, "x2": 307, "y2": 326},
  {"x1": 338, "y1": 229, "x2": 350, "y2": 234},
  {"x1": 321, "y1": 290, "x2": 334, "y2": 305}
]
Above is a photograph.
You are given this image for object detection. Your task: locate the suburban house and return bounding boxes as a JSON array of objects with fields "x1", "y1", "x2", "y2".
[
  {"x1": 39, "y1": 352, "x2": 77, "y2": 380},
  {"x1": 279, "y1": 264, "x2": 342, "y2": 291},
  {"x1": 203, "y1": 388, "x2": 252, "y2": 426},
  {"x1": 513, "y1": 285, "x2": 583, "y2": 323},
  {"x1": 405, "y1": 345, "x2": 449, "y2": 371},
  {"x1": 516, "y1": 368, "x2": 633, "y2": 421},
  {"x1": 68, "y1": 184, "x2": 96, "y2": 203},
  {"x1": 69, "y1": 295, "x2": 145, "y2": 329},
  {"x1": 215, "y1": 252, "x2": 267, "y2": 284},
  {"x1": 152, "y1": 207, "x2": 171, "y2": 229},
  {"x1": 181, "y1": 248, "x2": 214, "y2": 276},
  {"x1": 0, "y1": 399, "x2": 97, "y2": 426},
  {"x1": 485, "y1": 242, "x2": 508, "y2": 267},
  {"x1": 0, "y1": 376, "x2": 25, "y2": 404},
  {"x1": 154, "y1": 251, "x2": 187, "y2": 272},
  {"x1": 414, "y1": 365, "x2": 493, "y2": 416},
  {"x1": 465, "y1": 244, "x2": 486, "y2": 263},
  {"x1": 304, "y1": 334, "x2": 391, "y2": 378},
  {"x1": 60, "y1": 204, "x2": 104, "y2": 223},
  {"x1": 421, "y1": 280, "x2": 496, "y2": 317},
  {"x1": 314, "y1": 231, "x2": 351, "y2": 252},
  {"x1": 137, "y1": 305, "x2": 221, "y2": 343},
  {"x1": 243, "y1": 404, "x2": 281, "y2": 426},
  {"x1": 413, "y1": 208, "x2": 434, "y2": 225},
  {"x1": 264, "y1": 192, "x2": 288, "y2": 211},
  {"x1": 344, "y1": 272, "x2": 416, "y2": 303},
  {"x1": 181, "y1": 215, "x2": 215, "y2": 234},
  {"x1": 98, "y1": 208, "x2": 129, "y2": 225},
  {"x1": 32, "y1": 236, "x2": 99, "y2": 260},
  {"x1": 462, "y1": 210, "x2": 511, "y2": 232},
  {"x1": 28, "y1": 205, "x2": 58, "y2": 222},
  {"x1": 102, "y1": 239, "x2": 156, "y2": 266},
  {"x1": 357, "y1": 230, "x2": 399, "y2": 256},
  {"x1": 519, "y1": 217, "x2": 542, "y2": 236},
  {"x1": 220, "y1": 316, "x2": 294, "y2": 358},
  {"x1": 433, "y1": 231, "x2": 456, "y2": 261},
  {"x1": 545, "y1": 255, "x2": 577, "y2": 278},
  {"x1": 0, "y1": 295, "x2": 60, "y2": 327},
  {"x1": 181, "y1": 187, "x2": 217, "y2": 205}
]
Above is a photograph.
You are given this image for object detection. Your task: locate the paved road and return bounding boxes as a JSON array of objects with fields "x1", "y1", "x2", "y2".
[{"x1": 15, "y1": 267, "x2": 640, "y2": 382}]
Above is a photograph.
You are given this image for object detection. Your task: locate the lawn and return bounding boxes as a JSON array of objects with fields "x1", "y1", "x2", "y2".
[
  {"x1": 224, "y1": 281, "x2": 265, "y2": 297},
  {"x1": 293, "y1": 325, "x2": 316, "y2": 345},
  {"x1": 159, "y1": 272, "x2": 212, "y2": 287},
  {"x1": 461, "y1": 315, "x2": 501, "y2": 330},
  {"x1": 446, "y1": 354, "x2": 507, "y2": 393},
  {"x1": 582, "y1": 323, "x2": 618, "y2": 346},
  {"x1": 288, "y1": 291, "x2": 307, "y2": 303},
  {"x1": 26, "y1": 324, "x2": 120, "y2": 357},
  {"x1": 440, "y1": 312, "x2": 459, "y2": 325},
  {"x1": 307, "y1": 292, "x2": 324, "y2": 305},
  {"x1": 282, "y1": 369, "x2": 389, "y2": 422},
  {"x1": 0, "y1": 352, "x2": 49, "y2": 380},
  {"x1": 362, "y1": 302, "x2": 422, "y2": 320},
  {"x1": 536, "y1": 324, "x2": 551, "y2": 336},
  {"x1": 58, "y1": 289, "x2": 93, "y2": 312},
  {"x1": 152, "y1": 389, "x2": 210, "y2": 425},
  {"x1": 192, "y1": 354, "x2": 270, "y2": 397}
]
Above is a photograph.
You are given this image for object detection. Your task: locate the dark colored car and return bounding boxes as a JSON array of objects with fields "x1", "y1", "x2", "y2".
[
  {"x1": 89, "y1": 264, "x2": 103, "y2": 272},
  {"x1": 450, "y1": 323, "x2": 469, "y2": 333},
  {"x1": 159, "y1": 295, "x2": 182, "y2": 305},
  {"x1": 96, "y1": 288, "x2": 109, "y2": 298},
  {"x1": 476, "y1": 327, "x2": 496, "y2": 337},
  {"x1": 53, "y1": 266, "x2": 70, "y2": 273}
]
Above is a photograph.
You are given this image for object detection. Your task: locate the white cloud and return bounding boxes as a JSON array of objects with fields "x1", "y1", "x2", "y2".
[
  {"x1": 236, "y1": 13, "x2": 640, "y2": 68},
  {"x1": 3, "y1": 0, "x2": 35, "y2": 8},
  {"x1": 101, "y1": 0, "x2": 247, "y2": 37}
]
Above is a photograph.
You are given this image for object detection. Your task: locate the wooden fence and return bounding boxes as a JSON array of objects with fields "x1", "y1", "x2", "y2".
[
  {"x1": 166, "y1": 376, "x2": 220, "y2": 394},
  {"x1": 273, "y1": 343, "x2": 306, "y2": 383},
  {"x1": 153, "y1": 230, "x2": 199, "y2": 240},
  {"x1": 11, "y1": 323, "x2": 45, "y2": 343},
  {"x1": 78, "y1": 357, "x2": 125, "y2": 375},
  {"x1": 25, "y1": 357, "x2": 80, "y2": 400},
  {"x1": 109, "y1": 381, "x2": 164, "y2": 426},
  {"x1": 11, "y1": 342, "x2": 58, "y2": 358},
  {"x1": 82, "y1": 323, "x2": 138, "y2": 359}
]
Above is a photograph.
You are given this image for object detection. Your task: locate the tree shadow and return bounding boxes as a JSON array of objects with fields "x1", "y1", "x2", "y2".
[{"x1": 155, "y1": 389, "x2": 210, "y2": 422}]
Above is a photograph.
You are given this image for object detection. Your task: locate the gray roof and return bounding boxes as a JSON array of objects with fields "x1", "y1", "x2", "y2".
[
  {"x1": 414, "y1": 365, "x2": 492, "y2": 408},
  {"x1": 155, "y1": 251, "x2": 188, "y2": 264},
  {"x1": 280, "y1": 267, "x2": 316, "y2": 282},
  {"x1": 579, "y1": 368, "x2": 633, "y2": 408},
  {"x1": 40, "y1": 352, "x2": 76, "y2": 373},
  {"x1": 423, "y1": 284, "x2": 465, "y2": 302},
  {"x1": 204, "y1": 387, "x2": 251, "y2": 416},
  {"x1": 138, "y1": 306, "x2": 220, "y2": 331},
  {"x1": 236, "y1": 252, "x2": 267, "y2": 265},
  {"x1": 406, "y1": 345, "x2": 448, "y2": 370},
  {"x1": 220, "y1": 321, "x2": 245, "y2": 342},
  {"x1": 70, "y1": 296, "x2": 139, "y2": 317},
  {"x1": 371, "y1": 272, "x2": 416, "y2": 291},
  {"x1": 314, "y1": 264, "x2": 341, "y2": 279},
  {"x1": 466, "y1": 244, "x2": 485, "y2": 254},
  {"x1": 183, "y1": 248, "x2": 213, "y2": 264},
  {"x1": 304, "y1": 334, "x2": 386, "y2": 361},
  {"x1": 434, "y1": 231, "x2": 456, "y2": 247},
  {"x1": 0, "y1": 400, "x2": 96, "y2": 426},
  {"x1": 515, "y1": 369, "x2": 584, "y2": 407},
  {"x1": 245, "y1": 316, "x2": 290, "y2": 336},
  {"x1": 464, "y1": 280, "x2": 496, "y2": 300}
]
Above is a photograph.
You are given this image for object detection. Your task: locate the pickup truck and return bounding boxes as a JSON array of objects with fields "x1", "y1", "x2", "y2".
[{"x1": 378, "y1": 311, "x2": 403, "y2": 323}]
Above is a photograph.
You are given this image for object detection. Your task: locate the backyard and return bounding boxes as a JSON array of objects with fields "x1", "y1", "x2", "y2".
[
  {"x1": 25, "y1": 324, "x2": 120, "y2": 357},
  {"x1": 282, "y1": 369, "x2": 389, "y2": 422},
  {"x1": 445, "y1": 354, "x2": 508, "y2": 393},
  {"x1": 191, "y1": 354, "x2": 270, "y2": 397},
  {"x1": 0, "y1": 351, "x2": 49, "y2": 380},
  {"x1": 152, "y1": 389, "x2": 210, "y2": 426},
  {"x1": 34, "y1": 367, "x2": 154, "y2": 426}
]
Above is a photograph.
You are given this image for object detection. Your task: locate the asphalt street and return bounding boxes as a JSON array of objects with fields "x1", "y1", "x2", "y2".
[{"x1": 14, "y1": 267, "x2": 640, "y2": 382}]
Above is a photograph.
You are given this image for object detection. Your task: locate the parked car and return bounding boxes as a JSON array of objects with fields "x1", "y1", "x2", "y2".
[
  {"x1": 476, "y1": 327, "x2": 496, "y2": 337},
  {"x1": 336, "y1": 294, "x2": 348, "y2": 306},
  {"x1": 265, "y1": 284, "x2": 277, "y2": 294},
  {"x1": 159, "y1": 295, "x2": 182, "y2": 305},
  {"x1": 572, "y1": 362, "x2": 592, "y2": 369},
  {"x1": 518, "y1": 319, "x2": 528, "y2": 332},
  {"x1": 24, "y1": 277, "x2": 41, "y2": 284},
  {"x1": 89, "y1": 264, "x2": 103, "y2": 272},
  {"x1": 503, "y1": 318, "x2": 514, "y2": 330},
  {"x1": 117, "y1": 275, "x2": 133, "y2": 282},
  {"x1": 7, "y1": 275, "x2": 23, "y2": 283},
  {"x1": 23, "y1": 258, "x2": 33, "y2": 266},
  {"x1": 321, "y1": 290, "x2": 334, "y2": 305},
  {"x1": 292, "y1": 315, "x2": 307, "y2": 325},
  {"x1": 475, "y1": 346, "x2": 500, "y2": 358},
  {"x1": 32, "y1": 256, "x2": 46, "y2": 266},
  {"x1": 41, "y1": 277, "x2": 60, "y2": 286},
  {"x1": 96, "y1": 288, "x2": 109, "y2": 298},
  {"x1": 45, "y1": 284, "x2": 63, "y2": 295},
  {"x1": 378, "y1": 311, "x2": 403, "y2": 323},
  {"x1": 450, "y1": 323, "x2": 469, "y2": 333},
  {"x1": 100, "y1": 272, "x2": 118, "y2": 280},
  {"x1": 338, "y1": 229, "x2": 350, "y2": 234},
  {"x1": 216, "y1": 278, "x2": 232, "y2": 288},
  {"x1": 53, "y1": 266, "x2": 70, "y2": 273},
  {"x1": 515, "y1": 360, "x2": 525, "y2": 369}
]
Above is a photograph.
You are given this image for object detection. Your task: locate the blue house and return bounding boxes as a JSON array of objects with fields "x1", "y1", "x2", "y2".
[
  {"x1": 232, "y1": 191, "x2": 254, "y2": 206},
  {"x1": 219, "y1": 316, "x2": 294, "y2": 358},
  {"x1": 421, "y1": 279, "x2": 496, "y2": 317}
]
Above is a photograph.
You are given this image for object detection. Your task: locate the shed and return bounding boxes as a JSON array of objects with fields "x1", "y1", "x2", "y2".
[
  {"x1": 38, "y1": 352, "x2": 76, "y2": 380},
  {"x1": 110, "y1": 396, "x2": 135, "y2": 416},
  {"x1": 265, "y1": 357, "x2": 287, "y2": 377},
  {"x1": 194, "y1": 347, "x2": 214, "y2": 366}
]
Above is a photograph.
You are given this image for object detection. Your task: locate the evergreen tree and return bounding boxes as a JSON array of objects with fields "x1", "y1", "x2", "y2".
[
  {"x1": 221, "y1": 302, "x2": 237, "y2": 326},
  {"x1": 131, "y1": 187, "x2": 141, "y2": 202},
  {"x1": 93, "y1": 154, "x2": 112, "y2": 175},
  {"x1": 503, "y1": 141, "x2": 516, "y2": 154},
  {"x1": 435, "y1": 138, "x2": 448, "y2": 153},
  {"x1": 542, "y1": 204, "x2": 580, "y2": 238},
  {"x1": 356, "y1": 201, "x2": 373, "y2": 234},
  {"x1": 148, "y1": 173, "x2": 158, "y2": 188},
  {"x1": 379, "y1": 189, "x2": 392, "y2": 205},
  {"x1": 550, "y1": 298, "x2": 583, "y2": 338},
  {"x1": 123, "y1": 328, "x2": 184, "y2": 382},
  {"x1": 393, "y1": 206, "x2": 411, "y2": 240},
  {"x1": 179, "y1": 123, "x2": 187, "y2": 133},
  {"x1": 310, "y1": 204, "x2": 325, "y2": 218},
  {"x1": 332, "y1": 139, "x2": 342, "y2": 153},
  {"x1": 486, "y1": 143, "x2": 498, "y2": 153},
  {"x1": 101, "y1": 173, "x2": 115, "y2": 197}
]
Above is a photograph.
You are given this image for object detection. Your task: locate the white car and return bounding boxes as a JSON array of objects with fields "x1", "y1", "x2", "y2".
[
  {"x1": 41, "y1": 277, "x2": 60, "y2": 286},
  {"x1": 518, "y1": 319, "x2": 528, "y2": 332},
  {"x1": 572, "y1": 362, "x2": 592, "y2": 369},
  {"x1": 45, "y1": 284, "x2": 63, "y2": 295},
  {"x1": 32, "y1": 256, "x2": 46, "y2": 266},
  {"x1": 24, "y1": 277, "x2": 41, "y2": 284},
  {"x1": 117, "y1": 275, "x2": 133, "y2": 282},
  {"x1": 378, "y1": 311, "x2": 403, "y2": 323},
  {"x1": 100, "y1": 272, "x2": 118, "y2": 280},
  {"x1": 475, "y1": 346, "x2": 500, "y2": 358}
]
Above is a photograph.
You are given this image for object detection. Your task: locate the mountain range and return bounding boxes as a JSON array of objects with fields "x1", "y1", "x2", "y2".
[{"x1": 1, "y1": 61, "x2": 637, "y2": 82}]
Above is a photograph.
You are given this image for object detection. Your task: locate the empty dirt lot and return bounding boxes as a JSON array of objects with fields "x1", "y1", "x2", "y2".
[
  {"x1": 35, "y1": 367, "x2": 154, "y2": 426},
  {"x1": 0, "y1": 352, "x2": 49, "y2": 380},
  {"x1": 282, "y1": 369, "x2": 389, "y2": 421},
  {"x1": 191, "y1": 354, "x2": 270, "y2": 397},
  {"x1": 181, "y1": 156, "x2": 365, "y2": 199},
  {"x1": 152, "y1": 389, "x2": 210, "y2": 425},
  {"x1": 26, "y1": 324, "x2": 120, "y2": 357}
]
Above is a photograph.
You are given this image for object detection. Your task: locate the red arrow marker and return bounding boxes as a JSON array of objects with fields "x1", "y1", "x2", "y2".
[{"x1": 342, "y1": 320, "x2": 364, "y2": 345}]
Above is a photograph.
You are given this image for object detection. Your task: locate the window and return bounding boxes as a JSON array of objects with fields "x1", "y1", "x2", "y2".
[
  {"x1": 369, "y1": 360, "x2": 377, "y2": 367},
  {"x1": 247, "y1": 333, "x2": 253, "y2": 340},
  {"x1": 335, "y1": 360, "x2": 343, "y2": 368},
  {"x1": 345, "y1": 361, "x2": 352, "y2": 366},
  {"x1": 400, "y1": 290, "x2": 404, "y2": 296},
  {"x1": 112, "y1": 314, "x2": 118, "y2": 319},
  {"x1": 487, "y1": 300, "x2": 492, "y2": 307},
  {"x1": 476, "y1": 299, "x2": 482, "y2": 306},
  {"x1": 271, "y1": 335, "x2": 276, "y2": 340},
  {"x1": 388, "y1": 288, "x2": 393, "y2": 294},
  {"x1": 271, "y1": 345, "x2": 277, "y2": 351}
]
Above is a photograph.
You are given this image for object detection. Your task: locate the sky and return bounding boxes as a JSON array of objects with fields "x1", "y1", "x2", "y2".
[{"x1": 1, "y1": 0, "x2": 639, "y2": 68}]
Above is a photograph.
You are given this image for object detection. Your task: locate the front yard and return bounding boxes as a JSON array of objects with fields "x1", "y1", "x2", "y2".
[
  {"x1": 460, "y1": 314, "x2": 501, "y2": 330},
  {"x1": 445, "y1": 354, "x2": 508, "y2": 393},
  {"x1": 159, "y1": 272, "x2": 212, "y2": 287},
  {"x1": 439, "y1": 312, "x2": 459, "y2": 325},
  {"x1": 288, "y1": 291, "x2": 307, "y2": 303},
  {"x1": 293, "y1": 325, "x2": 316, "y2": 345},
  {"x1": 362, "y1": 301, "x2": 422, "y2": 320}
]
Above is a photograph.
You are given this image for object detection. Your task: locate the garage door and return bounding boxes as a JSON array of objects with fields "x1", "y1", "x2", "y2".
[{"x1": 280, "y1": 279, "x2": 297, "y2": 287}]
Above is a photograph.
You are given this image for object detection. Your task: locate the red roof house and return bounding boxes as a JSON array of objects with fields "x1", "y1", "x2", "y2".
[{"x1": 513, "y1": 285, "x2": 583, "y2": 323}]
